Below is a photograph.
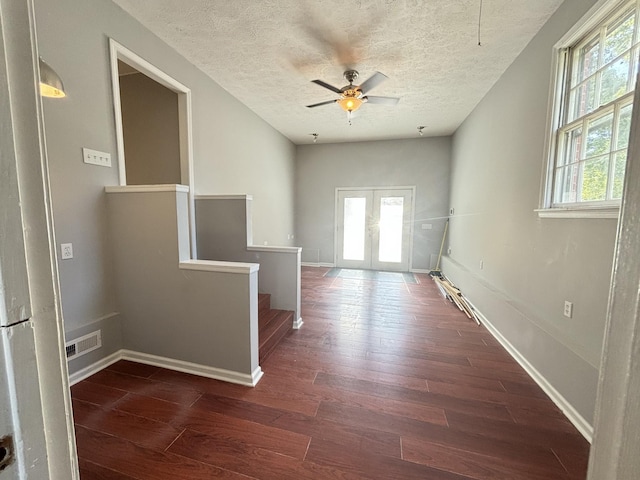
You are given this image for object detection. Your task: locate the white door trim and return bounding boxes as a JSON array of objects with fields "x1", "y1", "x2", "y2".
[
  {"x1": 108, "y1": 39, "x2": 197, "y2": 258},
  {"x1": 587, "y1": 69, "x2": 640, "y2": 478},
  {"x1": 334, "y1": 186, "x2": 416, "y2": 271},
  {"x1": 1, "y1": 0, "x2": 78, "y2": 477}
]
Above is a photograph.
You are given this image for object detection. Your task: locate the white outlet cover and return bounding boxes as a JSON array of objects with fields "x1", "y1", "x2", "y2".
[
  {"x1": 564, "y1": 301, "x2": 573, "y2": 318},
  {"x1": 61, "y1": 243, "x2": 73, "y2": 259}
]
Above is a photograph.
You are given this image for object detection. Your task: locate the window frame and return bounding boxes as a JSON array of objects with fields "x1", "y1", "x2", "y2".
[{"x1": 540, "y1": 0, "x2": 639, "y2": 218}]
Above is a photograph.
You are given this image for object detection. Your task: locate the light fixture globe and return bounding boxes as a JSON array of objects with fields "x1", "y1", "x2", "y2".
[
  {"x1": 337, "y1": 92, "x2": 363, "y2": 113},
  {"x1": 39, "y1": 57, "x2": 66, "y2": 98}
]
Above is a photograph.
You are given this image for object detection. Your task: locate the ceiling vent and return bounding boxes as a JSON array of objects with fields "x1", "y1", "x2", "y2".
[{"x1": 66, "y1": 330, "x2": 102, "y2": 360}]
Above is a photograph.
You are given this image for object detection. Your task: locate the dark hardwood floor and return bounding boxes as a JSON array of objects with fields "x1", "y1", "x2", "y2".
[{"x1": 72, "y1": 267, "x2": 590, "y2": 479}]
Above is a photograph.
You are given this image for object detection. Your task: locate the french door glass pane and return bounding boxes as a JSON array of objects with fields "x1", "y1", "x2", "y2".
[
  {"x1": 378, "y1": 197, "x2": 403, "y2": 263},
  {"x1": 343, "y1": 198, "x2": 366, "y2": 261}
]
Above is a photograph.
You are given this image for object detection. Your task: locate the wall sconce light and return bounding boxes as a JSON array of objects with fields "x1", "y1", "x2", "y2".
[
  {"x1": 310, "y1": 133, "x2": 319, "y2": 143},
  {"x1": 417, "y1": 126, "x2": 426, "y2": 136},
  {"x1": 39, "y1": 57, "x2": 66, "y2": 98}
]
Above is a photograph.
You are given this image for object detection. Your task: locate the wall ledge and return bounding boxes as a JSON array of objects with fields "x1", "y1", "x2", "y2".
[
  {"x1": 247, "y1": 245, "x2": 301, "y2": 254},
  {"x1": 105, "y1": 184, "x2": 189, "y2": 194},
  {"x1": 535, "y1": 207, "x2": 619, "y2": 219},
  {"x1": 179, "y1": 259, "x2": 259, "y2": 274},
  {"x1": 69, "y1": 349, "x2": 263, "y2": 387},
  {"x1": 195, "y1": 194, "x2": 253, "y2": 200}
]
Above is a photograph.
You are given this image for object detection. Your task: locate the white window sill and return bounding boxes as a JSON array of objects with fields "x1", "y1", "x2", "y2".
[{"x1": 535, "y1": 207, "x2": 620, "y2": 219}]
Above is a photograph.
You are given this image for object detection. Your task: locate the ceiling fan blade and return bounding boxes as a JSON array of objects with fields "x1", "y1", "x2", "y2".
[
  {"x1": 311, "y1": 79, "x2": 342, "y2": 94},
  {"x1": 364, "y1": 96, "x2": 400, "y2": 106},
  {"x1": 359, "y1": 71, "x2": 388, "y2": 94},
  {"x1": 306, "y1": 99, "x2": 337, "y2": 108}
]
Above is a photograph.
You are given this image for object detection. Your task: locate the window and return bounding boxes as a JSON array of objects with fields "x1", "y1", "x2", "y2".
[{"x1": 546, "y1": 0, "x2": 639, "y2": 212}]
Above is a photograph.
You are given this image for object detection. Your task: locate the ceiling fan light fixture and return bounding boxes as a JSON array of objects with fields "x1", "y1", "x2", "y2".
[{"x1": 337, "y1": 96, "x2": 363, "y2": 113}]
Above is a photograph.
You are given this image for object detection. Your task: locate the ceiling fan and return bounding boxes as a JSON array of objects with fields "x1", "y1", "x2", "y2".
[{"x1": 306, "y1": 70, "x2": 400, "y2": 123}]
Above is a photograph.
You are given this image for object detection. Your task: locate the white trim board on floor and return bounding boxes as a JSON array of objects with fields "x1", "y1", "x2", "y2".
[
  {"x1": 68, "y1": 349, "x2": 263, "y2": 388},
  {"x1": 466, "y1": 299, "x2": 594, "y2": 442}
]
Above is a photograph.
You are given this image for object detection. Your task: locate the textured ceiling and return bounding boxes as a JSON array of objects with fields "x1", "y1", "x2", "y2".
[{"x1": 112, "y1": 0, "x2": 564, "y2": 145}]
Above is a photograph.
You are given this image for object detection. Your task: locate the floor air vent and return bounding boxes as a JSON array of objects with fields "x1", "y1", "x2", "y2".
[{"x1": 66, "y1": 330, "x2": 102, "y2": 360}]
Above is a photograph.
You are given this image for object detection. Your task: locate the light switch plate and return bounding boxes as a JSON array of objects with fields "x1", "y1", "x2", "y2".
[{"x1": 83, "y1": 148, "x2": 111, "y2": 167}]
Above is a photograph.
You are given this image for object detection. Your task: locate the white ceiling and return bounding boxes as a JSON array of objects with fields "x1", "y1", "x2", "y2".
[{"x1": 112, "y1": 0, "x2": 564, "y2": 145}]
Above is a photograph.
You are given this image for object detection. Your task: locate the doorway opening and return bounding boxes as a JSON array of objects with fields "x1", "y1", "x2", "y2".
[
  {"x1": 117, "y1": 60, "x2": 181, "y2": 185},
  {"x1": 109, "y1": 39, "x2": 196, "y2": 256},
  {"x1": 335, "y1": 187, "x2": 414, "y2": 272}
]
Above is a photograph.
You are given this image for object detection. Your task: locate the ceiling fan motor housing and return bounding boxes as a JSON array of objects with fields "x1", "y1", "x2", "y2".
[{"x1": 343, "y1": 69, "x2": 359, "y2": 85}]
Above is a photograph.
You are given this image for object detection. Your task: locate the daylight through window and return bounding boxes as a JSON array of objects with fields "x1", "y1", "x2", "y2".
[{"x1": 551, "y1": 0, "x2": 639, "y2": 207}]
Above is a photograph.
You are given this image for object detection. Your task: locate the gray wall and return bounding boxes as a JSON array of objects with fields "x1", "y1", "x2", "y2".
[
  {"x1": 119, "y1": 71, "x2": 181, "y2": 185},
  {"x1": 196, "y1": 197, "x2": 302, "y2": 321},
  {"x1": 64, "y1": 314, "x2": 123, "y2": 374},
  {"x1": 107, "y1": 190, "x2": 257, "y2": 375},
  {"x1": 34, "y1": 0, "x2": 296, "y2": 363},
  {"x1": 445, "y1": 0, "x2": 609, "y2": 426},
  {"x1": 295, "y1": 137, "x2": 451, "y2": 270}
]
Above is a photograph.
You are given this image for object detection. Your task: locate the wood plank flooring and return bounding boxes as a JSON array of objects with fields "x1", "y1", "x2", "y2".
[{"x1": 72, "y1": 267, "x2": 590, "y2": 479}]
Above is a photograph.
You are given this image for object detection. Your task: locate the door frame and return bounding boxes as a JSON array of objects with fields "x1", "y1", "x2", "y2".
[
  {"x1": 1, "y1": 0, "x2": 78, "y2": 476},
  {"x1": 108, "y1": 39, "x2": 197, "y2": 258},
  {"x1": 334, "y1": 186, "x2": 416, "y2": 272}
]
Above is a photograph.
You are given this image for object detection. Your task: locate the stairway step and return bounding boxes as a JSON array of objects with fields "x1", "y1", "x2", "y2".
[
  {"x1": 258, "y1": 293, "x2": 271, "y2": 315},
  {"x1": 259, "y1": 309, "x2": 293, "y2": 364},
  {"x1": 259, "y1": 307, "x2": 281, "y2": 331}
]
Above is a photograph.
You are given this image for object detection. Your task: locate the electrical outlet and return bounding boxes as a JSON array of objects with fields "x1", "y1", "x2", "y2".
[
  {"x1": 61, "y1": 243, "x2": 73, "y2": 259},
  {"x1": 449, "y1": 208, "x2": 455, "y2": 215},
  {"x1": 564, "y1": 301, "x2": 573, "y2": 318},
  {"x1": 82, "y1": 147, "x2": 111, "y2": 167},
  {"x1": 447, "y1": 247, "x2": 452, "y2": 255}
]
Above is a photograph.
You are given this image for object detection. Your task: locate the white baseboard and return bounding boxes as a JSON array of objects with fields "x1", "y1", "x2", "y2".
[
  {"x1": 293, "y1": 317, "x2": 304, "y2": 329},
  {"x1": 68, "y1": 350, "x2": 122, "y2": 386},
  {"x1": 301, "y1": 262, "x2": 335, "y2": 268},
  {"x1": 69, "y1": 349, "x2": 263, "y2": 387},
  {"x1": 469, "y1": 302, "x2": 594, "y2": 442}
]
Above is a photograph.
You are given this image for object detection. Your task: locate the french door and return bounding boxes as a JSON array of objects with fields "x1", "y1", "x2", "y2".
[{"x1": 336, "y1": 188, "x2": 413, "y2": 272}]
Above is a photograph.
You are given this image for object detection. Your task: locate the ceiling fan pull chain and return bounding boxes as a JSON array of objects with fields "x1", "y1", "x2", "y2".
[{"x1": 478, "y1": 0, "x2": 483, "y2": 46}]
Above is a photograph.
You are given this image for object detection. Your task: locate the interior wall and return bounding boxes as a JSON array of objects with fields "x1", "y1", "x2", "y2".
[
  {"x1": 34, "y1": 0, "x2": 296, "y2": 352},
  {"x1": 119, "y1": 70, "x2": 181, "y2": 185},
  {"x1": 295, "y1": 137, "x2": 451, "y2": 270},
  {"x1": 445, "y1": 0, "x2": 609, "y2": 427}
]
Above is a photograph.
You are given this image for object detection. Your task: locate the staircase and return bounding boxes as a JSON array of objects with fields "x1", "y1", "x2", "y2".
[{"x1": 258, "y1": 293, "x2": 293, "y2": 363}]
